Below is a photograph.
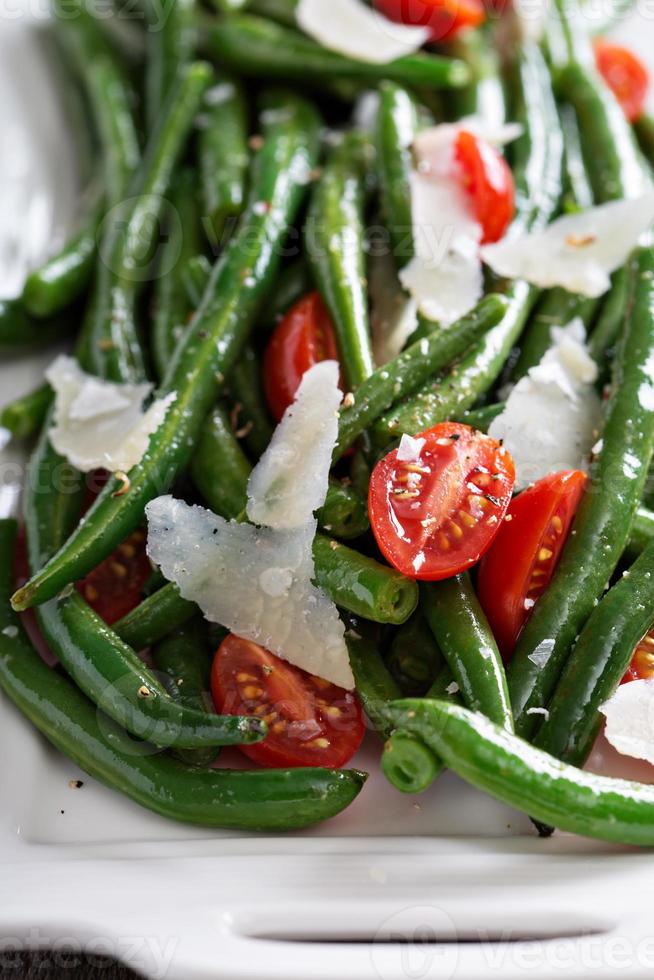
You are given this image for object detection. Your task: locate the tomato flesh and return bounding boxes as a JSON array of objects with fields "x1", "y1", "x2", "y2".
[
  {"x1": 263, "y1": 291, "x2": 340, "y2": 422},
  {"x1": 477, "y1": 470, "x2": 587, "y2": 660},
  {"x1": 211, "y1": 635, "x2": 365, "y2": 768},
  {"x1": 77, "y1": 529, "x2": 151, "y2": 626},
  {"x1": 622, "y1": 631, "x2": 654, "y2": 683},
  {"x1": 594, "y1": 39, "x2": 649, "y2": 122},
  {"x1": 368, "y1": 423, "x2": 515, "y2": 581},
  {"x1": 454, "y1": 130, "x2": 515, "y2": 244},
  {"x1": 373, "y1": 0, "x2": 485, "y2": 42}
]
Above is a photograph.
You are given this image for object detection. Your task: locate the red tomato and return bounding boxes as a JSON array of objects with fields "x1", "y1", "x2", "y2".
[
  {"x1": 594, "y1": 39, "x2": 649, "y2": 122},
  {"x1": 211, "y1": 635, "x2": 365, "y2": 768},
  {"x1": 477, "y1": 471, "x2": 587, "y2": 660},
  {"x1": 77, "y1": 529, "x2": 151, "y2": 626},
  {"x1": 369, "y1": 423, "x2": 515, "y2": 582},
  {"x1": 263, "y1": 291, "x2": 340, "y2": 422},
  {"x1": 454, "y1": 130, "x2": 515, "y2": 244},
  {"x1": 373, "y1": 0, "x2": 485, "y2": 42},
  {"x1": 622, "y1": 631, "x2": 654, "y2": 683}
]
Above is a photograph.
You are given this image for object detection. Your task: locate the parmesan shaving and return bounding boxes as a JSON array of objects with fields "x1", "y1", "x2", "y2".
[
  {"x1": 601, "y1": 679, "x2": 654, "y2": 765},
  {"x1": 146, "y1": 497, "x2": 354, "y2": 689},
  {"x1": 481, "y1": 194, "x2": 654, "y2": 297},
  {"x1": 45, "y1": 355, "x2": 175, "y2": 474},
  {"x1": 489, "y1": 320, "x2": 601, "y2": 490},
  {"x1": 247, "y1": 360, "x2": 341, "y2": 529},
  {"x1": 296, "y1": 0, "x2": 430, "y2": 65}
]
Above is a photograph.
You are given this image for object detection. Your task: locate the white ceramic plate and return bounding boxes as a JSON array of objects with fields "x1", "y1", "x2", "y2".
[{"x1": 3, "y1": 6, "x2": 654, "y2": 978}]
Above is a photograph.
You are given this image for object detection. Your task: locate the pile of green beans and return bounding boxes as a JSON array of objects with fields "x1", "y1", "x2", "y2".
[{"x1": 6, "y1": 0, "x2": 654, "y2": 844}]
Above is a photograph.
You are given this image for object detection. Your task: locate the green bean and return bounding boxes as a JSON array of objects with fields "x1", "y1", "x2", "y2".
[
  {"x1": 0, "y1": 383, "x2": 52, "y2": 440},
  {"x1": 635, "y1": 114, "x2": 654, "y2": 165},
  {"x1": 192, "y1": 405, "x2": 252, "y2": 520},
  {"x1": 508, "y1": 245, "x2": 654, "y2": 737},
  {"x1": 558, "y1": 61, "x2": 648, "y2": 202},
  {"x1": 13, "y1": 92, "x2": 322, "y2": 612},
  {"x1": 422, "y1": 576, "x2": 513, "y2": 730},
  {"x1": 258, "y1": 257, "x2": 311, "y2": 329},
  {"x1": 245, "y1": 0, "x2": 297, "y2": 24},
  {"x1": 22, "y1": 195, "x2": 101, "y2": 319},
  {"x1": 198, "y1": 74, "x2": 249, "y2": 241},
  {"x1": 151, "y1": 168, "x2": 202, "y2": 381},
  {"x1": 588, "y1": 267, "x2": 631, "y2": 363},
  {"x1": 449, "y1": 29, "x2": 505, "y2": 127},
  {"x1": 183, "y1": 254, "x2": 213, "y2": 306},
  {"x1": 87, "y1": 61, "x2": 212, "y2": 380},
  {"x1": 535, "y1": 540, "x2": 654, "y2": 768},
  {"x1": 345, "y1": 616, "x2": 402, "y2": 738},
  {"x1": 317, "y1": 482, "x2": 370, "y2": 539},
  {"x1": 115, "y1": 582, "x2": 197, "y2": 650},
  {"x1": 379, "y1": 697, "x2": 654, "y2": 846},
  {"x1": 54, "y1": 0, "x2": 140, "y2": 211},
  {"x1": 384, "y1": 612, "x2": 444, "y2": 696},
  {"x1": 152, "y1": 620, "x2": 219, "y2": 768},
  {"x1": 229, "y1": 344, "x2": 274, "y2": 458},
  {"x1": 313, "y1": 535, "x2": 418, "y2": 624},
  {"x1": 0, "y1": 300, "x2": 75, "y2": 350},
  {"x1": 334, "y1": 294, "x2": 509, "y2": 458},
  {"x1": 306, "y1": 132, "x2": 374, "y2": 389},
  {"x1": 206, "y1": 15, "x2": 470, "y2": 89},
  {"x1": 374, "y1": 82, "x2": 418, "y2": 270},
  {"x1": 626, "y1": 506, "x2": 654, "y2": 558},
  {"x1": 454, "y1": 402, "x2": 504, "y2": 432},
  {"x1": 374, "y1": 43, "x2": 562, "y2": 441},
  {"x1": 512, "y1": 288, "x2": 599, "y2": 380},
  {"x1": 145, "y1": 0, "x2": 196, "y2": 134},
  {"x1": 0, "y1": 521, "x2": 366, "y2": 831},
  {"x1": 560, "y1": 102, "x2": 595, "y2": 212}
]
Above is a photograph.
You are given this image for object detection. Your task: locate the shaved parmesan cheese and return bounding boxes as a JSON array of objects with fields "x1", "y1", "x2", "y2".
[
  {"x1": 146, "y1": 497, "x2": 353, "y2": 689},
  {"x1": 489, "y1": 320, "x2": 601, "y2": 490},
  {"x1": 601, "y1": 679, "x2": 654, "y2": 765},
  {"x1": 45, "y1": 355, "x2": 175, "y2": 474},
  {"x1": 296, "y1": 0, "x2": 430, "y2": 65},
  {"x1": 481, "y1": 194, "x2": 654, "y2": 297},
  {"x1": 247, "y1": 361, "x2": 341, "y2": 529},
  {"x1": 413, "y1": 119, "x2": 522, "y2": 166},
  {"x1": 369, "y1": 251, "x2": 418, "y2": 365},
  {"x1": 399, "y1": 129, "x2": 484, "y2": 327}
]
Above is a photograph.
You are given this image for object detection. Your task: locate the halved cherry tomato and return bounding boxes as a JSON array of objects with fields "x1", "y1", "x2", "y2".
[
  {"x1": 211, "y1": 635, "x2": 365, "y2": 768},
  {"x1": 77, "y1": 529, "x2": 151, "y2": 626},
  {"x1": 622, "y1": 631, "x2": 654, "y2": 683},
  {"x1": 263, "y1": 291, "x2": 340, "y2": 422},
  {"x1": 594, "y1": 39, "x2": 649, "y2": 122},
  {"x1": 368, "y1": 423, "x2": 515, "y2": 582},
  {"x1": 373, "y1": 0, "x2": 485, "y2": 43},
  {"x1": 477, "y1": 470, "x2": 587, "y2": 660},
  {"x1": 454, "y1": 130, "x2": 515, "y2": 244}
]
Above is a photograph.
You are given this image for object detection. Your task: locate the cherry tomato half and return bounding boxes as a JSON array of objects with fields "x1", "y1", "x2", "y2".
[
  {"x1": 369, "y1": 423, "x2": 515, "y2": 581},
  {"x1": 211, "y1": 635, "x2": 365, "y2": 768},
  {"x1": 594, "y1": 39, "x2": 649, "y2": 122},
  {"x1": 622, "y1": 631, "x2": 654, "y2": 683},
  {"x1": 373, "y1": 0, "x2": 485, "y2": 43},
  {"x1": 477, "y1": 470, "x2": 587, "y2": 660},
  {"x1": 454, "y1": 130, "x2": 515, "y2": 244},
  {"x1": 77, "y1": 529, "x2": 151, "y2": 626},
  {"x1": 263, "y1": 291, "x2": 340, "y2": 422}
]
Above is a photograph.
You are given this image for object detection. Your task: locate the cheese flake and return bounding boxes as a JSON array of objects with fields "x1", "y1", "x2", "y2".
[
  {"x1": 489, "y1": 320, "x2": 601, "y2": 490},
  {"x1": 45, "y1": 355, "x2": 175, "y2": 474},
  {"x1": 601, "y1": 679, "x2": 654, "y2": 765},
  {"x1": 481, "y1": 194, "x2": 654, "y2": 297},
  {"x1": 296, "y1": 0, "x2": 429, "y2": 64}
]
